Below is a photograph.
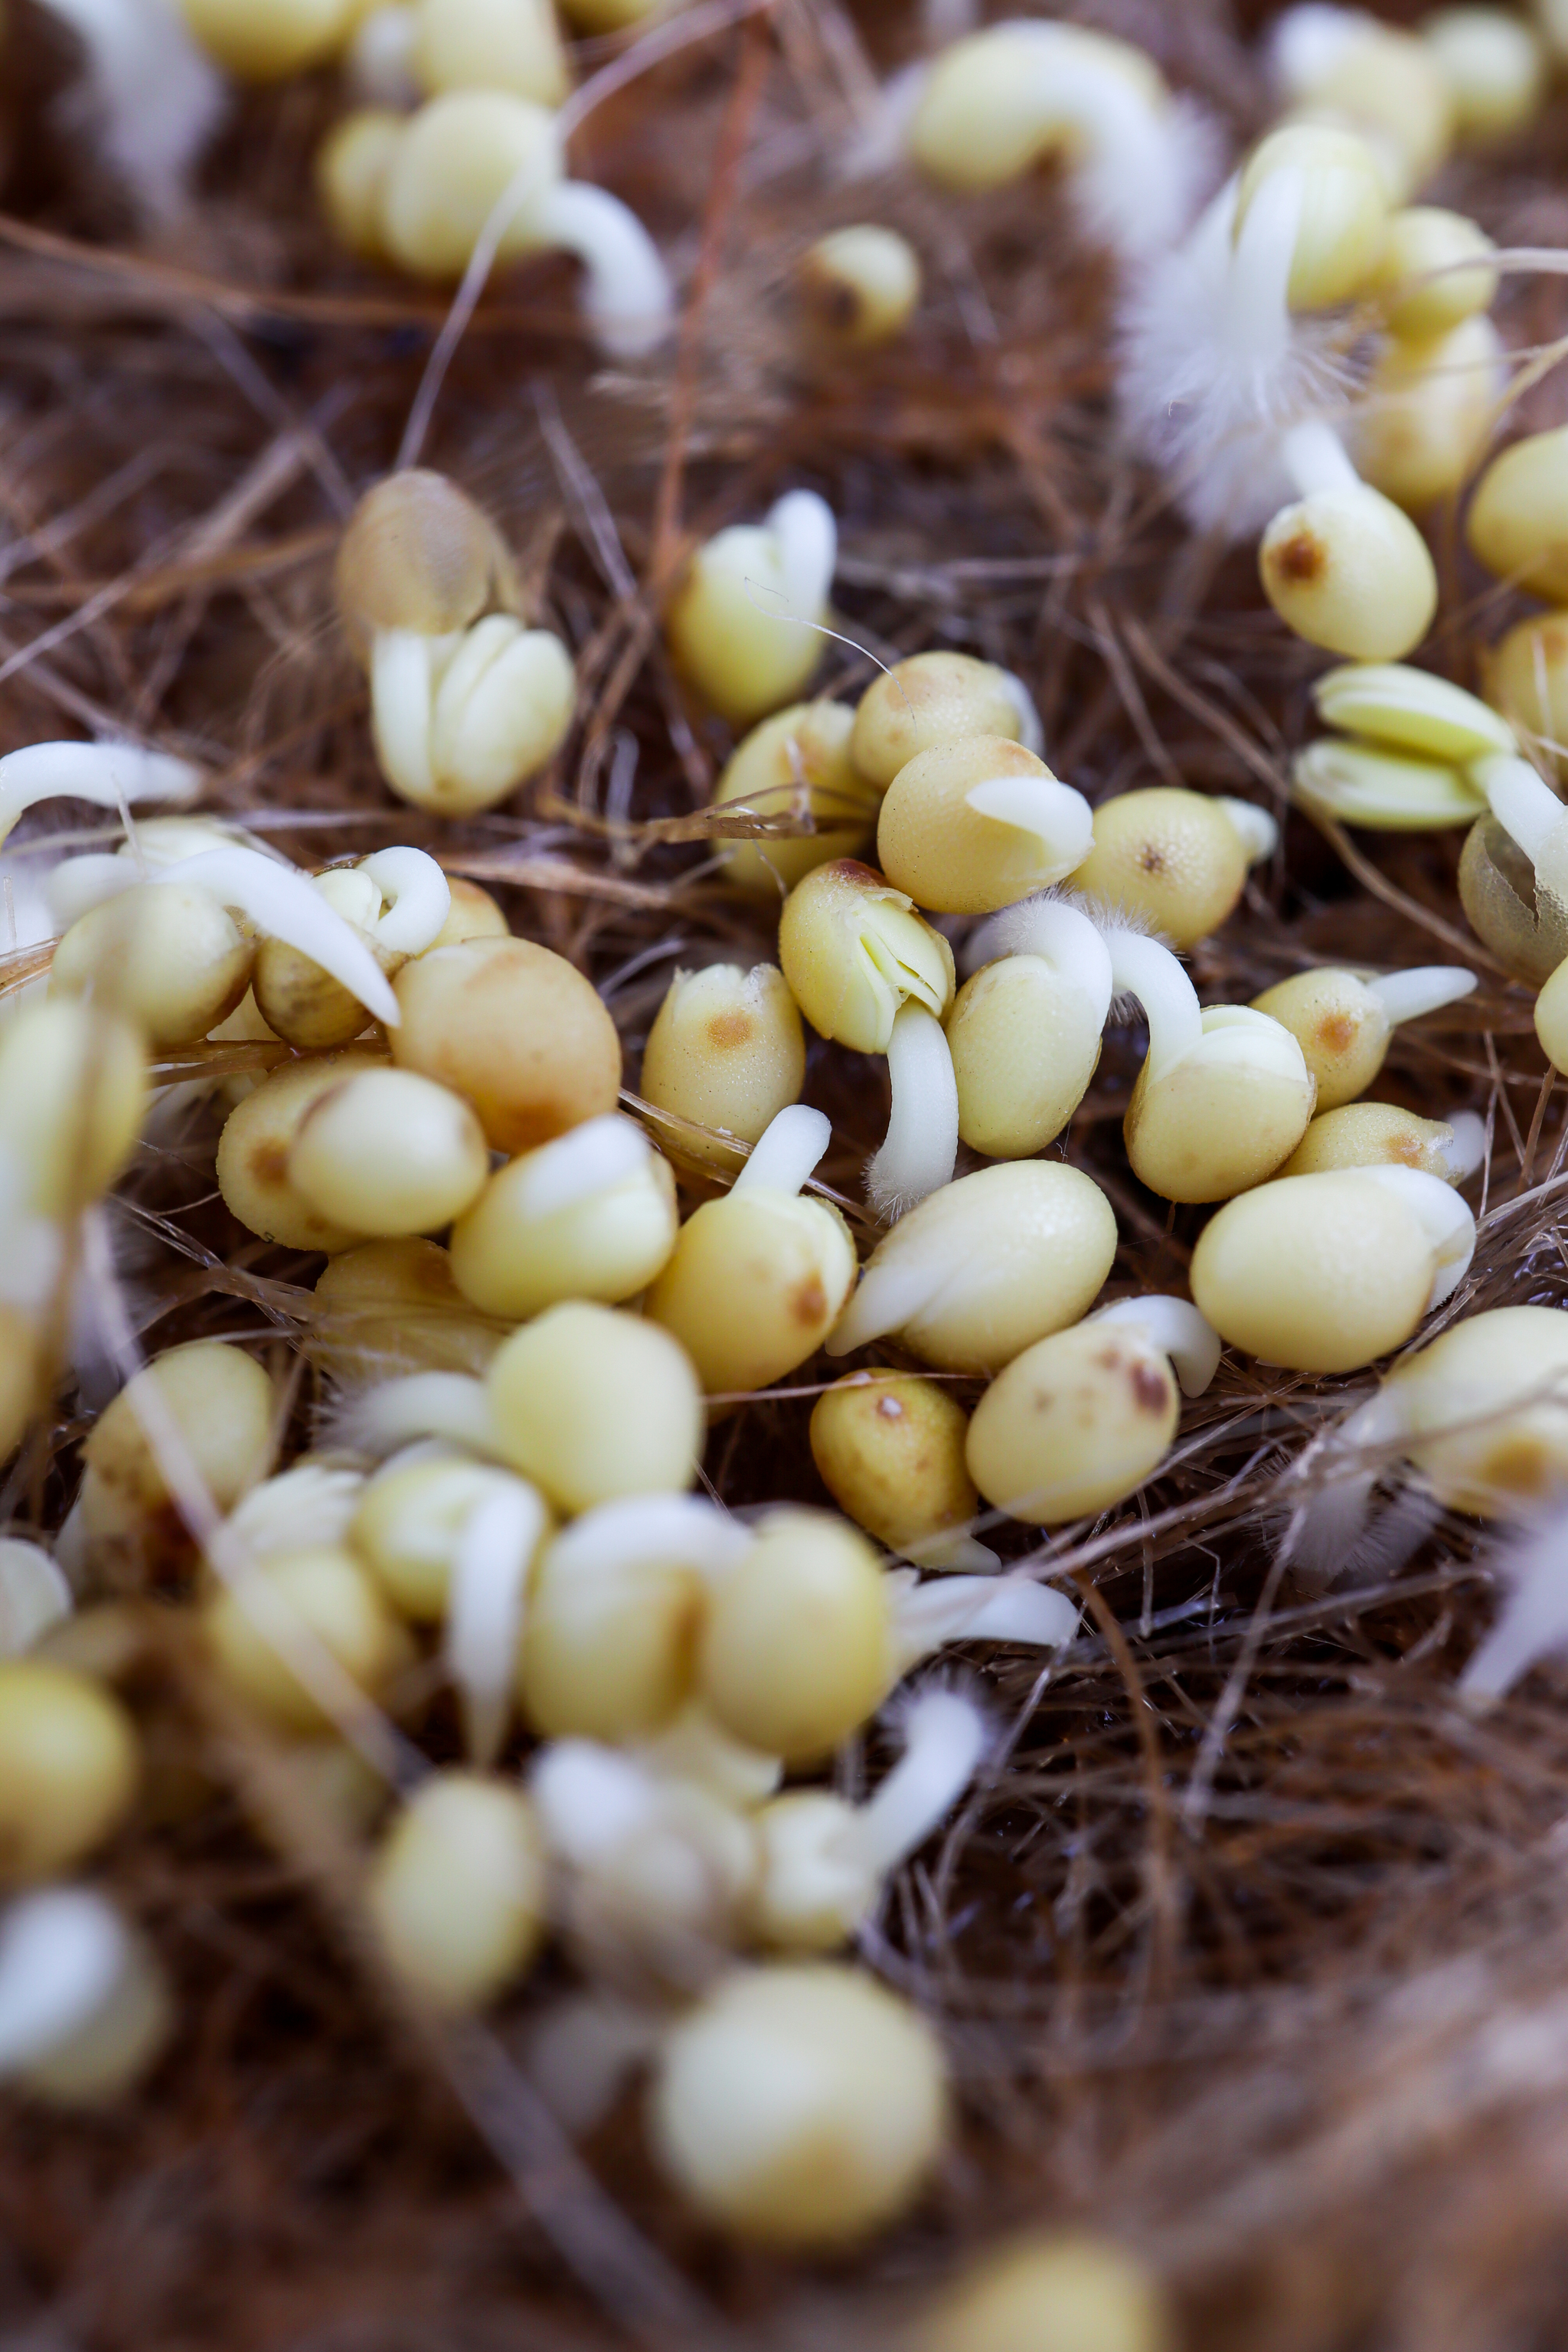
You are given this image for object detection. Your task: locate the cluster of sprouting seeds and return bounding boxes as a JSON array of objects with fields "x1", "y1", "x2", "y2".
[{"x1": 13, "y1": 0, "x2": 1568, "y2": 2337}]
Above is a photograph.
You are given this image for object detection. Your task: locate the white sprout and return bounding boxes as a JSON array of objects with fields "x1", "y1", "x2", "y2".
[
  {"x1": 1119, "y1": 164, "x2": 1348, "y2": 537},
  {"x1": 0, "y1": 742, "x2": 202, "y2": 852},
  {"x1": 346, "y1": 1, "x2": 418, "y2": 104},
  {"x1": 445, "y1": 1475, "x2": 550, "y2": 1766},
  {"x1": 507, "y1": 1114, "x2": 652, "y2": 1221},
  {"x1": 523, "y1": 1989, "x2": 665, "y2": 2135},
  {"x1": 0, "y1": 1887, "x2": 166, "y2": 2102},
  {"x1": 732, "y1": 1104, "x2": 831, "y2": 1200},
  {"x1": 1439, "y1": 1112, "x2": 1488, "y2": 1182},
  {"x1": 837, "y1": 1687, "x2": 988, "y2": 1877},
  {"x1": 888, "y1": 1569, "x2": 1080, "y2": 1673},
  {"x1": 1217, "y1": 796, "x2": 1280, "y2": 864},
  {"x1": 1459, "y1": 1510, "x2": 1568, "y2": 1708},
  {"x1": 962, "y1": 890, "x2": 1115, "y2": 1012},
  {"x1": 36, "y1": 0, "x2": 227, "y2": 225},
  {"x1": 335, "y1": 1371, "x2": 505, "y2": 1461},
  {"x1": 962, "y1": 768, "x2": 1096, "y2": 874},
  {"x1": 865, "y1": 1001, "x2": 960, "y2": 1221},
  {"x1": 356, "y1": 845, "x2": 452, "y2": 956},
  {"x1": 997, "y1": 670, "x2": 1045, "y2": 757},
  {"x1": 1365, "y1": 966, "x2": 1479, "y2": 1027},
  {"x1": 1091, "y1": 1294, "x2": 1223, "y2": 1397},
  {"x1": 153, "y1": 846, "x2": 400, "y2": 1027},
  {"x1": 531, "y1": 181, "x2": 675, "y2": 361},
  {"x1": 1357, "y1": 1165, "x2": 1477, "y2": 1308},
  {"x1": 223, "y1": 1463, "x2": 367, "y2": 1558},
  {"x1": 763, "y1": 490, "x2": 838, "y2": 626},
  {"x1": 543, "y1": 1494, "x2": 751, "y2": 1592}
]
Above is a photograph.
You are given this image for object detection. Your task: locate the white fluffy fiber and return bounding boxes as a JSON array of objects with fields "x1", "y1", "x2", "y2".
[{"x1": 39, "y1": 0, "x2": 227, "y2": 225}]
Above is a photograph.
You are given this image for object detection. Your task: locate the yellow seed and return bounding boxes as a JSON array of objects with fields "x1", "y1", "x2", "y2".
[
  {"x1": 916, "y1": 2232, "x2": 1172, "y2": 2352},
  {"x1": 649, "y1": 1962, "x2": 949, "y2": 2245},
  {"x1": 750, "y1": 1790, "x2": 867, "y2": 1952},
  {"x1": 179, "y1": 0, "x2": 358, "y2": 77},
  {"x1": 877, "y1": 737, "x2": 1089, "y2": 914},
  {"x1": 390, "y1": 936, "x2": 621, "y2": 1153},
  {"x1": 1279, "y1": 1102, "x2": 1462, "y2": 1179},
  {"x1": 1070, "y1": 786, "x2": 1250, "y2": 950},
  {"x1": 1487, "y1": 610, "x2": 1568, "y2": 777},
  {"x1": 367, "y1": 1771, "x2": 546, "y2": 2013},
  {"x1": 851, "y1": 651, "x2": 1029, "y2": 791},
  {"x1": 250, "y1": 869, "x2": 390, "y2": 1051},
  {"x1": 808, "y1": 1370, "x2": 978, "y2": 1561},
  {"x1": 1354, "y1": 315, "x2": 1502, "y2": 511},
  {"x1": 1235, "y1": 124, "x2": 1391, "y2": 311},
  {"x1": 520, "y1": 1523, "x2": 710, "y2": 1741},
  {"x1": 698, "y1": 1509, "x2": 890, "y2": 1761},
  {"x1": 335, "y1": 470, "x2": 521, "y2": 659},
  {"x1": 665, "y1": 512, "x2": 832, "y2": 729},
  {"x1": 1423, "y1": 8, "x2": 1546, "y2": 142},
  {"x1": 1385, "y1": 1302, "x2": 1568, "y2": 1514},
  {"x1": 411, "y1": 0, "x2": 568, "y2": 104},
  {"x1": 1535, "y1": 955, "x2": 1568, "y2": 1073},
  {"x1": 289, "y1": 1066, "x2": 489, "y2": 1236},
  {"x1": 203, "y1": 1545, "x2": 400, "y2": 1732},
  {"x1": 1458, "y1": 812, "x2": 1568, "y2": 985},
  {"x1": 450, "y1": 1125, "x2": 678, "y2": 1320},
  {"x1": 309, "y1": 1237, "x2": 508, "y2": 1384},
  {"x1": 1374, "y1": 206, "x2": 1498, "y2": 338},
  {"x1": 378, "y1": 92, "x2": 560, "y2": 280},
  {"x1": 486, "y1": 1302, "x2": 704, "y2": 1511},
  {"x1": 317, "y1": 109, "x2": 404, "y2": 260},
  {"x1": 1467, "y1": 427, "x2": 1568, "y2": 599},
  {"x1": 0, "y1": 1661, "x2": 139, "y2": 1880},
  {"x1": 1190, "y1": 1171, "x2": 1439, "y2": 1372},
  {"x1": 353, "y1": 1454, "x2": 542, "y2": 1625},
  {"x1": 216, "y1": 1047, "x2": 387, "y2": 1252},
  {"x1": 82, "y1": 1340, "x2": 276, "y2": 1552},
  {"x1": 946, "y1": 955, "x2": 1102, "y2": 1160},
  {"x1": 799, "y1": 226, "x2": 920, "y2": 351},
  {"x1": 430, "y1": 876, "x2": 509, "y2": 945},
  {"x1": 50, "y1": 882, "x2": 253, "y2": 1049},
  {"x1": 710, "y1": 703, "x2": 879, "y2": 895},
  {"x1": 966, "y1": 1321, "x2": 1178, "y2": 1525},
  {"x1": 1275, "y1": 24, "x2": 1452, "y2": 200},
  {"x1": 777, "y1": 861, "x2": 955, "y2": 1054},
  {"x1": 908, "y1": 21, "x2": 1166, "y2": 193},
  {"x1": 830, "y1": 1161, "x2": 1118, "y2": 1374},
  {"x1": 1250, "y1": 968, "x2": 1391, "y2": 1108},
  {"x1": 1259, "y1": 485, "x2": 1438, "y2": 661},
  {"x1": 1125, "y1": 1008, "x2": 1315, "y2": 1203},
  {"x1": 0, "y1": 998, "x2": 148, "y2": 1216},
  {"x1": 639, "y1": 964, "x2": 806, "y2": 1170},
  {"x1": 644, "y1": 1193, "x2": 858, "y2": 1395},
  {"x1": 0, "y1": 1310, "x2": 38, "y2": 1469}
]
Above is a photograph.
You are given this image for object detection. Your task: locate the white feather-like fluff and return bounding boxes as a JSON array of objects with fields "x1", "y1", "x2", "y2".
[
  {"x1": 1460, "y1": 1509, "x2": 1568, "y2": 1707},
  {"x1": 1116, "y1": 176, "x2": 1356, "y2": 540},
  {"x1": 40, "y1": 0, "x2": 228, "y2": 225}
]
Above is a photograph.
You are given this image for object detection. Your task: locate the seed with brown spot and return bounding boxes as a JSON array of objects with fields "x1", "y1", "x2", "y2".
[
  {"x1": 1138, "y1": 844, "x2": 1166, "y2": 875},
  {"x1": 1315, "y1": 1012, "x2": 1358, "y2": 1055},
  {"x1": 250, "y1": 1138, "x2": 289, "y2": 1186},
  {"x1": 790, "y1": 1276, "x2": 828, "y2": 1327},
  {"x1": 1129, "y1": 1361, "x2": 1169, "y2": 1415},
  {"x1": 1272, "y1": 531, "x2": 1326, "y2": 586},
  {"x1": 706, "y1": 1011, "x2": 754, "y2": 1051}
]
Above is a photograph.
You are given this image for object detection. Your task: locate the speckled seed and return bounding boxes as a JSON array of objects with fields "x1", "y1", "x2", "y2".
[
  {"x1": 1250, "y1": 969, "x2": 1390, "y2": 1109},
  {"x1": 966, "y1": 1321, "x2": 1179, "y2": 1525},
  {"x1": 808, "y1": 1371, "x2": 979, "y2": 1560},
  {"x1": 1068, "y1": 787, "x2": 1247, "y2": 951},
  {"x1": 644, "y1": 1193, "x2": 858, "y2": 1395},
  {"x1": 850, "y1": 650, "x2": 1027, "y2": 789},
  {"x1": 1259, "y1": 486, "x2": 1437, "y2": 662}
]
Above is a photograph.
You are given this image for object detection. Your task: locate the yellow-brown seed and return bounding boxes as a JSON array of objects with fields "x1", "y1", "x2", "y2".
[{"x1": 390, "y1": 936, "x2": 621, "y2": 1154}]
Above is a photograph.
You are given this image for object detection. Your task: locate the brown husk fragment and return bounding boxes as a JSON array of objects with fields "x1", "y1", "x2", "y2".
[{"x1": 5, "y1": 0, "x2": 1568, "y2": 2345}]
